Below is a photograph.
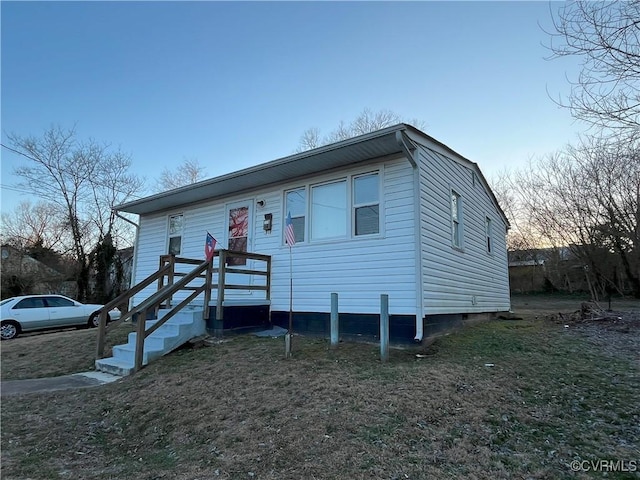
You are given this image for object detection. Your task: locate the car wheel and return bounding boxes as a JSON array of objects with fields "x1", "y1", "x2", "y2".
[
  {"x1": 88, "y1": 312, "x2": 110, "y2": 328},
  {"x1": 1, "y1": 320, "x2": 20, "y2": 340}
]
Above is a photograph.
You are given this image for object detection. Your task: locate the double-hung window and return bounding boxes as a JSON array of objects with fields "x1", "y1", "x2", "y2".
[
  {"x1": 451, "y1": 190, "x2": 462, "y2": 248},
  {"x1": 285, "y1": 188, "x2": 306, "y2": 243},
  {"x1": 168, "y1": 214, "x2": 184, "y2": 255},
  {"x1": 353, "y1": 173, "x2": 379, "y2": 236}
]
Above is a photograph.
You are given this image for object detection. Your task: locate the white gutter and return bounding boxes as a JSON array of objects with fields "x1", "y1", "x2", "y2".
[
  {"x1": 396, "y1": 131, "x2": 424, "y2": 342},
  {"x1": 114, "y1": 211, "x2": 140, "y2": 310}
]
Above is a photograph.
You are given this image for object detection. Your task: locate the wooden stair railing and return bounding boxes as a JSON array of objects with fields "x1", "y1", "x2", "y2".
[
  {"x1": 128, "y1": 260, "x2": 211, "y2": 372},
  {"x1": 95, "y1": 262, "x2": 174, "y2": 359},
  {"x1": 96, "y1": 249, "x2": 271, "y2": 373},
  {"x1": 95, "y1": 258, "x2": 212, "y2": 372}
]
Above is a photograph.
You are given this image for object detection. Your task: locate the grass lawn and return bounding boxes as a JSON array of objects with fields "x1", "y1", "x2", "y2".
[
  {"x1": 1, "y1": 320, "x2": 135, "y2": 380},
  {"x1": 1, "y1": 295, "x2": 638, "y2": 479}
]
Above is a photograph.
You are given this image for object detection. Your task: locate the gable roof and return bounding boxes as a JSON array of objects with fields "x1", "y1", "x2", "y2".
[
  {"x1": 116, "y1": 124, "x2": 508, "y2": 227},
  {"x1": 0, "y1": 244, "x2": 65, "y2": 279}
]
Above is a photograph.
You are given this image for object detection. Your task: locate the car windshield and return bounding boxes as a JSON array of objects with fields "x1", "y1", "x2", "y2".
[{"x1": 0, "y1": 298, "x2": 14, "y2": 306}]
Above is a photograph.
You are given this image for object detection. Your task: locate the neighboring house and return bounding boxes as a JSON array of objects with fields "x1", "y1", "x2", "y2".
[
  {"x1": 508, "y1": 247, "x2": 572, "y2": 268},
  {"x1": 115, "y1": 124, "x2": 510, "y2": 342},
  {"x1": 508, "y1": 247, "x2": 579, "y2": 293},
  {"x1": 0, "y1": 245, "x2": 76, "y2": 298}
]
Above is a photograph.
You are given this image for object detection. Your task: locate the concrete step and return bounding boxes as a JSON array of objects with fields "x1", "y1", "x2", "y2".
[
  {"x1": 94, "y1": 357, "x2": 135, "y2": 377},
  {"x1": 127, "y1": 331, "x2": 175, "y2": 351},
  {"x1": 112, "y1": 343, "x2": 164, "y2": 365},
  {"x1": 95, "y1": 307, "x2": 207, "y2": 377}
]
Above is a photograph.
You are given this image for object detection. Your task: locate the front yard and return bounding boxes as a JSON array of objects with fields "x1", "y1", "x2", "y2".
[{"x1": 1, "y1": 295, "x2": 638, "y2": 479}]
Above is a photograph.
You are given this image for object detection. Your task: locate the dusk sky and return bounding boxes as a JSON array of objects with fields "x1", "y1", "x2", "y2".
[{"x1": 1, "y1": 1, "x2": 585, "y2": 214}]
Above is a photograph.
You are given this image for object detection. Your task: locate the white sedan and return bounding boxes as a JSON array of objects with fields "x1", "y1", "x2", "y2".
[{"x1": 0, "y1": 294, "x2": 121, "y2": 340}]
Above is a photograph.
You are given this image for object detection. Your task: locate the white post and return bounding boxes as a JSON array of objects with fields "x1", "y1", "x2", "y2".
[
  {"x1": 380, "y1": 294, "x2": 389, "y2": 363},
  {"x1": 285, "y1": 333, "x2": 291, "y2": 359},
  {"x1": 286, "y1": 246, "x2": 293, "y2": 359},
  {"x1": 330, "y1": 293, "x2": 338, "y2": 348}
]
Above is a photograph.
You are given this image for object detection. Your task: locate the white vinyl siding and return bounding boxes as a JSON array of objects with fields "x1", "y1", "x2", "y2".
[
  {"x1": 416, "y1": 143, "x2": 510, "y2": 315},
  {"x1": 271, "y1": 159, "x2": 415, "y2": 314},
  {"x1": 131, "y1": 157, "x2": 418, "y2": 316}
]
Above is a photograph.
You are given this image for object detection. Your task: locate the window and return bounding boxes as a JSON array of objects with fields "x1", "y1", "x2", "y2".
[
  {"x1": 285, "y1": 188, "x2": 306, "y2": 242},
  {"x1": 485, "y1": 217, "x2": 492, "y2": 253},
  {"x1": 353, "y1": 173, "x2": 379, "y2": 236},
  {"x1": 451, "y1": 190, "x2": 462, "y2": 248},
  {"x1": 168, "y1": 214, "x2": 183, "y2": 255},
  {"x1": 227, "y1": 206, "x2": 249, "y2": 266},
  {"x1": 14, "y1": 298, "x2": 47, "y2": 309},
  {"x1": 45, "y1": 296, "x2": 75, "y2": 308},
  {"x1": 283, "y1": 170, "x2": 382, "y2": 244},
  {"x1": 311, "y1": 180, "x2": 347, "y2": 240}
]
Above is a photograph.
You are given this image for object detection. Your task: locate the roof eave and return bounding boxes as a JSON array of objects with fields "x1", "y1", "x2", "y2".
[{"x1": 115, "y1": 124, "x2": 412, "y2": 215}]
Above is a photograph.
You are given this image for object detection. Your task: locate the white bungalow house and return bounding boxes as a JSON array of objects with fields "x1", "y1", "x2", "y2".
[{"x1": 116, "y1": 124, "x2": 510, "y2": 344}]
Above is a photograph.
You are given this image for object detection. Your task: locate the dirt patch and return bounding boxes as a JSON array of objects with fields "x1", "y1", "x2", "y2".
[{"x1": 544, "y1": 302, "x2": 640, "y2": 364}]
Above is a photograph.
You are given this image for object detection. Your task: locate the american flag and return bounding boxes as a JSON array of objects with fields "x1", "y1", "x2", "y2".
[
  {"x1": 205, "y1": 232, "x2": 217, "y2": 261},
  {"x1": 285, "y1": 212, "x2": 296, "y2": 246}
]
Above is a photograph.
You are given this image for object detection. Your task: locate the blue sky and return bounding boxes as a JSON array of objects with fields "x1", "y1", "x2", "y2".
[{"x1": 1, "y1": 1, "x2": 584, "y2": 214}]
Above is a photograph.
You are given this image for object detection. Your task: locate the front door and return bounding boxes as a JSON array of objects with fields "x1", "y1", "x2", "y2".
[{"x1": 224, "y1": 200, "x2": 253, "y2": 294}]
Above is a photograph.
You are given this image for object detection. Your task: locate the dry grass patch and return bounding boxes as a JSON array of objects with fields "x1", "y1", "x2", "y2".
[
  {"x1": 2, "y1": 308, "x2": 639, "y2": 479},
  {"x1": 1, "y1": 321, "x2": 135, "y2": 380}
]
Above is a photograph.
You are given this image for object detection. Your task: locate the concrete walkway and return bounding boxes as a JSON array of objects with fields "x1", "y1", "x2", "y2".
[{"x1": 1, "y1": 371, "x2": 122, "y2": 397}]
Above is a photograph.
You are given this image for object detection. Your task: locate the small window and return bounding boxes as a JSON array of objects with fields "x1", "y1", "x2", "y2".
[
  {"x1": 451, "y1": 190, "x2": 462, "y2": 248},
  {"x1": 485, "y1": 217, "x2": 492, "y2": 253},
  {"x1": 14, "y1": 298, "x2": 47, "y2": 309},
  {"x1": 285, "y1": 188, "x2": 306, "y2": 243},
  {"x1": 311, "y1": 180, "x2": 347, "y2": 240},
  {"x1": 168, "y1": 214, "x2": 183, "y2": 255},
  {"x1": 353, "y1": 173, "x2": 379, "y2": 236},
  {"x1": 45, "y1": 296, "x2": 75, "y2": 308}
]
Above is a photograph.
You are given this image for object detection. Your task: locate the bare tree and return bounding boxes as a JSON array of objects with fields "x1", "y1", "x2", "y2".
[
  {"x1": 297, "y1": 127, "x2": 322, "y2": 151},
  {"x1": 547, "y1": 1, "x2": 640, "y2": 133},
  {"x1": 0, "y1": 201, "x2": 65, "y2": 252},
  {"x1": 7, "y1": 125, "x2": 143, "y2": 301},
  {"x1": 295, "y1": 109, "x2": 427, "y2": 152},
  {"x1": 491, "y1": 169, "x2": 544, "y2": 254},
  {"x1": 509, "y1": 134, "x2": 639, "y2": 299},
  {"x1": 156, "y1": 157, "x2": 207, "y2": 192}
]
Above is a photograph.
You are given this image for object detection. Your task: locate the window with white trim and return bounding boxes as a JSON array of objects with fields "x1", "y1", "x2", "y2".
[
  {"x1": 451, "y1": 190, "x2": 462, "y2": 248},
  {"x1": 168, "y1": 214, "x2": 183, "y2": 255},
  {"x1": 285, "y1": 188, "x2": 306, "y2": 242},
  {"x1": 485, "y1": 216, "x2": 492, "y2": 253},
  {"x1": 311, "y1": 180, "x2": 347, "y2": 240},
  {"x1": 353, "y1": 173, "x2": 379, "y2": 236},
  {"x1": 283, "y1": 170, "x2": 382, "y2": 244}
]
